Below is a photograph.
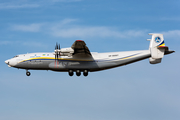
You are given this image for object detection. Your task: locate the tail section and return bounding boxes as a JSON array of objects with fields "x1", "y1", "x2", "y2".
[
  {"x1": 148, "y1": 33, "x2": 174, "y2": 64},
  {"x1": 149, "y1": 33, "x2": 166, "y2": 48}
]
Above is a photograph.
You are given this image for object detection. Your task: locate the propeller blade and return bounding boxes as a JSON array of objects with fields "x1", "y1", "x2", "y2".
[
  {"x1": 55, "y1": 42, "x2": 58, "y2": 67},
  {"x1": 55, "y1": 54, "x2": 56, "y2": 67},
  {"x1": 54, "y1": 42, "x2": 61, "y2": 68}
]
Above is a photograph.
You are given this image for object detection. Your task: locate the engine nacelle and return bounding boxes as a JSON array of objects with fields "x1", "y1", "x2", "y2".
[
  {"x1": 60, "y1": 53, "x2": 72, "y2": 56},
  {"x1": 60, "y1": 47, "x2": 74, "y2": 57},
  {"x1": 149, "y1": 57, "x2": 162, "y2": 64},
  {"x1": 60, "y1": 47, "x2": 74, "y2": 53},
  {"x1": 54, "y1": 47, "x2": 74, "y2": 57}
]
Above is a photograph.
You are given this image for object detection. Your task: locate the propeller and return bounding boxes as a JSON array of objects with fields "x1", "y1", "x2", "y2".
[{"x1": 54, "y1": 42, "x2": 61, "y2": 67}]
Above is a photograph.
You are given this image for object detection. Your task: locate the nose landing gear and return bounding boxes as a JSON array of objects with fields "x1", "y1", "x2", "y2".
[{"x1": 26, "y1": 70, "x2": 31, "y2": 76}]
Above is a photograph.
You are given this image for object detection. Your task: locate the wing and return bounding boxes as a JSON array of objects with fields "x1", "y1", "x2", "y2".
[{"x1": 71, "y1": 40, "x2": 91, "y2": 56}]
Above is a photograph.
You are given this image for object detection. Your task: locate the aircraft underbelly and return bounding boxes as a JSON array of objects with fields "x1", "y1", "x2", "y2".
[
  {"x1": 93, "y1": 52, "x2": 151, "y2": 71},
  {"x1": 49, "y1": 61, "x2": 99, "y2": 71},
  {"x1": 16, "y1": 61, "x2": 50, "y2": 69}
]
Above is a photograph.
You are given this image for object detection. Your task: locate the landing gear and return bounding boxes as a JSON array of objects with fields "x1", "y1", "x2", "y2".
[
  {"x1": 83, "y1": 70, "x2": 88, "y2": 77},
  {"x1": 68, "y1": 70, "x2": 89, "y2": 77},
  {"x1": 26, "y1": 70, "x2": 31, "y2": 76},
  {"x1": 76, "y1": 70, "x2": 81, "y2": 76},
  {"x1": 68, "y1": 70, "x2": 74, "y2": 76}
]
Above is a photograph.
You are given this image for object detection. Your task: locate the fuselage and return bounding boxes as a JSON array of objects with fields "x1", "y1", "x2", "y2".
[
  {"x1": 4, "y1": 33, "x2": 174, "y2": 76},
  {"x1": 5, "y1": 50, "x2": 150, "y2": 72}
]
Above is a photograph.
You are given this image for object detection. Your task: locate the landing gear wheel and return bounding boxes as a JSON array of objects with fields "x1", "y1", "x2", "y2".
[
  {"x1": 83, "y1": 70, "x2": 88, "y2": 76},
  {"x1": 76, "y1": 70, "x2": 81, "y2": 76},
  {"x1": 68, "y1": 70, "x2": 74, "y2": 76},
  {"x1": 26, "y1": 71, "x2": 31, "y2": 76}
]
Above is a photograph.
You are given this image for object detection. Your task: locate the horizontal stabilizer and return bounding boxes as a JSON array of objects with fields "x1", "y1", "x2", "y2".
[{"x1": 164, "y1": 50, "x2": 175, "y2": 55}]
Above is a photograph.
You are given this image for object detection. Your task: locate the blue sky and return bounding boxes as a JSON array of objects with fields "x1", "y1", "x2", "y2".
[{"x1": 0, "y1": 0, "x2": 179, "y2": 120}]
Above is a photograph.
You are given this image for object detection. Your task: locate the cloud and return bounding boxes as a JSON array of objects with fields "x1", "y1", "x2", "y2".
[
  {"x1": 22, "y1": 41, "x2": 48, "y2": 48},
  {"x1": 0, "y1": 0, "x2": 82, "y2": 9},
  {"x1": 10, "y1": 19, "x2": 147, "y2": 39},
  {"x1": 12, "y1": 19, "x2": 180, "y2": 40},
  {"x1": 160, "y1": 17, "x2": 180, "y2": 21},
  {"x1": 0, "y1": 41, "x2": 12, "y2": 45},
  {"x1": 162, "y1": 30, "x2": 180, "y2": 40},
  {"x1": 59, "y1": 18, "x2": 78, "y2": 25},
  {"x1": 49, "y1": 19, "x2": 147, "y2": 39},
  {"x1": 0, "y1": 40, "x2": 47, "y2": 48},
  {"x1": 51, "y1": 26, "x2": 147, "y2": 39},
  {"x1": 51, "y1": 0, "x2": 82, "y2": 2},
  {"x1": 11, "y1": 23, "x2": 43, "y2": 32},
  {"x1": 0, "y1": 3, "x2": 40, "y2": 9}
]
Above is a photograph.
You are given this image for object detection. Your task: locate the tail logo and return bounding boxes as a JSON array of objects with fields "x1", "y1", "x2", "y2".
[{"x1": 155, "y1": 37, "x2": 161, "y2": 43}]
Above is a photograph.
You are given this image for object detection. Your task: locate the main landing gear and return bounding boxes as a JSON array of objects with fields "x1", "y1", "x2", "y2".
[
  {"x1": 26, "y1": 70, "x2": 31, "y2": 76},
  {"x1": 68, "y1": 70, "x2": 74, "y2": 76},
  {"x1": 25, "y1": 70, "x2": 88, "y2": 77},
  {"x1": 68, "y1": 70, "x2": 88, "y2": 77}
]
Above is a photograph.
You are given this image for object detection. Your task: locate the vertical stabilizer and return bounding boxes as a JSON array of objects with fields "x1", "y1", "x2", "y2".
[
  {"x1": 149, "y1": 33, "x2": 165, "y2": 49},
  {"x1": 148, "y1": 33, "x2": 166, "y2": 59}
]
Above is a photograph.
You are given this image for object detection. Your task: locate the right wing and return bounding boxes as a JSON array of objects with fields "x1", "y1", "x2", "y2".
[{"x1": 71, "y1": 40, "x2": 92, "y2": 56}]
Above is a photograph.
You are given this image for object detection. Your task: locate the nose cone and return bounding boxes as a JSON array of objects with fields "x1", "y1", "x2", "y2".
[
  {"x1": 5, "y1": 59, "x2": 11, "y2": 67},
  {"x1": 5, "y1": 57, "x2": 18, "y2": 67},
  {"x1": 5, "y1": 60, "x2": 9, "y2": 65},
  {"x1": 5, "y1": 59, "x2": 16, "y2": 67}
]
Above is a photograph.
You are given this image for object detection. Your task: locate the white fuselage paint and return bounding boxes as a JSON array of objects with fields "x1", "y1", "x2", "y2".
[{"x1": 5, "y1": 50, "x2": 150, "y2": 72}]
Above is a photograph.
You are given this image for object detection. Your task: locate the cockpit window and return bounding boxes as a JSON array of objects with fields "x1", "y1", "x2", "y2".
[{"x1": 13, "y1": 55, "x2": 19, "y2": 58}]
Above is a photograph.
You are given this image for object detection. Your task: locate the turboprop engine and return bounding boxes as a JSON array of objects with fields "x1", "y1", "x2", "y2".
[
  {"x1": 54, "y1": 43, "x2": 74, "y2": 57},
  {"x1": 59, "y1": 47, "x2": 74, "y2": 56}
]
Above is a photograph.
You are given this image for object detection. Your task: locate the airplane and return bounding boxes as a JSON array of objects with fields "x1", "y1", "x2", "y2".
[{"x1": 5, "y1": 33, "x2": 174, "y2": 77}]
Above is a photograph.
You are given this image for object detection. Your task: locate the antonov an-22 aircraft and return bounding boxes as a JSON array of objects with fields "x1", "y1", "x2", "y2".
[{"x1": 5, "y1": 33, "x2": 174, "y2": 77}]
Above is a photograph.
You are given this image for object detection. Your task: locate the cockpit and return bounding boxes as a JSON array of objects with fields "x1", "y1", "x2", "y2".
[{"x1": 13, "y1": 55, "x2": 19, "y2": 58}]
